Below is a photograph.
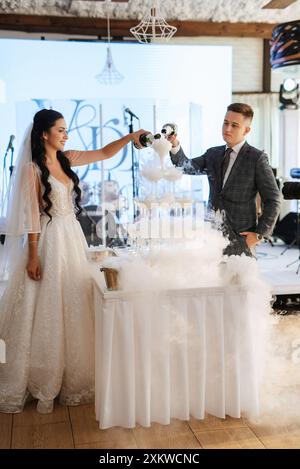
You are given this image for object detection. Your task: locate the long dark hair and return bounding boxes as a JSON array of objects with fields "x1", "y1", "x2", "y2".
[{"x1": 31, "y1": 109, "x2": 82, "y2": 222}]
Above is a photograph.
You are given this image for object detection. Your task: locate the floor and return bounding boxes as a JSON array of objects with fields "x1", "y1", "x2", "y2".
[
  {"x1": 0, "y1": 312, "x2": 299, "y2": 450},
  {"x1": 257, "y1": 241, "x2": 300, "y2": 295},
  {"x1": 2, "y1": 399, "x2": 300, "y2": 449}
]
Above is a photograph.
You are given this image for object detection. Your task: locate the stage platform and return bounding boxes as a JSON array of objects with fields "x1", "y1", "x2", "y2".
[{"x1": 257, "y1": 241, "x2": 300, "y2": 296}]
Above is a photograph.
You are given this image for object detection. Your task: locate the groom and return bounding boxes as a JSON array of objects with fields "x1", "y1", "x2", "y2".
[{"x1": 168, "y1": 103, "x2": 281, "y2": 256}]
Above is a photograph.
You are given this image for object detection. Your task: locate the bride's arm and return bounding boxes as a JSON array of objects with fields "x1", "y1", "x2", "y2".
[
  {"x1": 26, "y1": 164, "x2": 42, "y2": 281},
  {"x1": 65, "y1": 129, "x2": 147, "y2": 167},
  {"x1": 27, "y1": 234, "x2": 41, "y2": 281}
]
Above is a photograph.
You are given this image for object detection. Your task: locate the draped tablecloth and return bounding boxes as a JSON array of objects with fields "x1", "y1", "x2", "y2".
[{"x1": 93, "y1": 281, "x2": 261, "y2": 429}]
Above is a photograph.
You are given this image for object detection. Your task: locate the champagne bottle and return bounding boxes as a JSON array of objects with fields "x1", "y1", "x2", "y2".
[{"x1": 134, "y1": 133, "x2": 161, "y2": 149}]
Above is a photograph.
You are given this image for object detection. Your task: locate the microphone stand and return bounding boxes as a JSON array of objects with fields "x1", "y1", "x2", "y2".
[
  {"x1": 9, "y1": 145, "x2": 14, "y2": 178},
  {"x1": 129, "y1": 114, "x2": 136, "y2": 198},
  {"x1": 128, "y1": 115, "x2": 139, "y2": 220},
  {"x1": 81, "y1": 206, "x2": 98, "y2": 246},
  {"x1": 1, "y1": 142, "x2": 15, "y2": 245}
]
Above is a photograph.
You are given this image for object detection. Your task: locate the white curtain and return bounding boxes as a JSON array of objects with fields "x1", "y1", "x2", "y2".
[{"x1": 233, "y1": 93, "x2": 280, "y2": 169}]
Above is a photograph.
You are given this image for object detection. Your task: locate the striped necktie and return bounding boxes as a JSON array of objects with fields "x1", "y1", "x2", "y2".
[{"x1": 221, "y1": 147, "x2": 232, "y2": 183}]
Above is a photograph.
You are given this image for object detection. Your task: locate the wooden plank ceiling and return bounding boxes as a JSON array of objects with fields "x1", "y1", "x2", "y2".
[{"x1": 0, "y1": 14, "x2": 276, "y2": 39}]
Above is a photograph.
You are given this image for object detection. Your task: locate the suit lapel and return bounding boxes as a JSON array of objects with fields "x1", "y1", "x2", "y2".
[
  {"x1": 221, "y1": 142, "x2": 249, "y2": 192},
  {"x1": 215, "y1": 146, "x2": 226, "y2": 193}
]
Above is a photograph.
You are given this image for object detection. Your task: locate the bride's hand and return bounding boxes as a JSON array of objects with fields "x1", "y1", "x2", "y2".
[
  {"x1": 26, "y1": 256, "x2": 42, "y2": 281},
  {"x1": 131, "y1": 129, "x2": 148, "y2": 149}
]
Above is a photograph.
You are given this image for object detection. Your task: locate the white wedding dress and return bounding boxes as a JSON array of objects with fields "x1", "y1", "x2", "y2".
[{"x1": 0, "y1": 170, "x2": 94, "y2": 413}]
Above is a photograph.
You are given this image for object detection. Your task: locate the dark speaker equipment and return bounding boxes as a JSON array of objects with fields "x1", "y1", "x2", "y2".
[
  {"x1": 272, "y1": 294, "x2": 300, "y2": 313},
  {"x1": 282, "y1": 181, "x2": 300, "y2": 199},
  {"x1": 77, "y1": 205, "x2": 126, "y2": 247},
  {"x1": 273, "y1": 212, "x2": 298, "y2": 245}
]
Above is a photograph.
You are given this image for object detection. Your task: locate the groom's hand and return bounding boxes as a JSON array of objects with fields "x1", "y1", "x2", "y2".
[
  {"x1": 239, "y1": 231, "x2": 260, "y2": 248},
  {"x1": 167, "y1": 134, "x2": 179, "y2": 148}
]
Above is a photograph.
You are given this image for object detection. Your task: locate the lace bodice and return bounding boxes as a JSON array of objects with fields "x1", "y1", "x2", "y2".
[{"x1": 44, "y1": 175, "x2": 75, "y2": 217}]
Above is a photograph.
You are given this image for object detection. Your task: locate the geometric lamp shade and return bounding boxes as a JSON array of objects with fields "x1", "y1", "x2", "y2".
[
  {"x1": 95, "y1": 0, "x2": 124, "y2": 86},
  {"x1": 130, "y1": 1, "x2": 177, "y2": 44},
  {"x1": 95, "y1": 46, "x2": 124, "y2": 85}
]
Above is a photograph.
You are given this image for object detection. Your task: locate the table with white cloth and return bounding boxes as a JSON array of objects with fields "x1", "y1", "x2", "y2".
[{"x1": 93, "y1": 277, "x2": 261, "y2": 429}]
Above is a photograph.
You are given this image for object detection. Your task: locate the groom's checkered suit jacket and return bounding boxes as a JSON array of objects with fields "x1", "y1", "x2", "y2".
[{"x1": 170, "y1": 142, "x2": 281, "y2": 237}]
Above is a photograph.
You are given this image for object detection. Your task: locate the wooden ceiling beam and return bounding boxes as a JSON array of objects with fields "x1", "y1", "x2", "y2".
[
  {"x1": 262, "y1": 0, "x2": 297, "y2": 9},
  {"x1": 174, "y1": 21, "x2": 275, "y2": 38},
  {"x1": 0, "y1": 14, "x2": 276, "y2": 39}
]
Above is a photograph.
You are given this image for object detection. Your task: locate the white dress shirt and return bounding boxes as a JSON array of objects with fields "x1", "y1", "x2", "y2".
[
  {"x1": 170, "y1": 142, "x2": 181, "y2": 155},
  {"x1": 222, "y1": 140, "x2": 246, "y2": 187}
]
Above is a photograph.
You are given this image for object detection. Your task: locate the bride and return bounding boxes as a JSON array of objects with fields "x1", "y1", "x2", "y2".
[{"x1": 0, "y1": 109, "x2": 146, "y2": 414}]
